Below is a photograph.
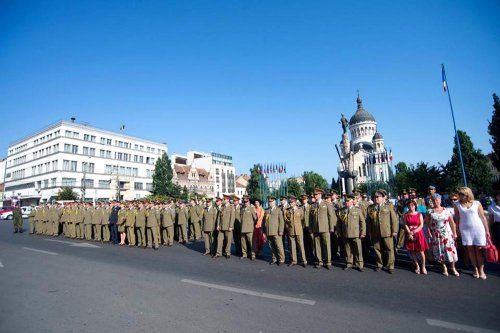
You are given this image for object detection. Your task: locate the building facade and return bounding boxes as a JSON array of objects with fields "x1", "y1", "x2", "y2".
[
  {"x1": 338, "y1": 95, "x2": 390, "y2": 192},
  {"x1": 4, "y1": 120, "x2": 167, "y2": 205},
  {"x1": 172, "y1": 151, "x2": 236, "y2": 198}
]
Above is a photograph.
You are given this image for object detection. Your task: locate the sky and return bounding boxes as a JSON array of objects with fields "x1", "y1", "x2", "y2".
[{"x1": 1, "y1": 0, "x2": 499, "y2": 182}]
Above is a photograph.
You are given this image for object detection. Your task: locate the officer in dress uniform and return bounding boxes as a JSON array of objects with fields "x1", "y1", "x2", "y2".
[
  {"x1": 285, "y1": 196, "x2": 306, "y2": 267},
  {"x1": 311, "y1": 188, "x2": 336, "y2": 269},
  {"x1": 216, "y1": 195, "x2": 235, "y2": 259},
  {"x1": 83, "y1": 202, "x2": 93, "y2": 241},
  {"x1": 232, "y1": 196, "x2": 243, "y2": 257},
  {"x1": 125, "y1": 203, "x2": 137, "y2": 246},
  {"x1": 136, "y1": 202, "x2": 147, "y2": 247},
  {"x1": 337, "y1": 194, "x2": 366, "y2": 271},
  {"x1": 240, "y1": 195, "x2": 257, "y2": 260},
  {"x1": 177, "y1": 201, "x2": 189, "y2": 244},
  {"x1": 145, "y1": 202, "x2": 160, "y2": 250},
  {"x1": 161, "y1": 200, "x2": 176, "y2": 246},
  {"x1": 28, "y1": 204, "x2": 36, "y2": 234},
  {"x1": 202, "y1": 198, "x2": 217, "y2": 256},
  {"x1": 366, "y1": 189, "x2": 398, "y2": 273},
  {"x1": 300, "y1": 194, "x2": 314, "y2": 263},
  {"x1": 264, "y1": 196, "x2": 285, "y2": 265}
]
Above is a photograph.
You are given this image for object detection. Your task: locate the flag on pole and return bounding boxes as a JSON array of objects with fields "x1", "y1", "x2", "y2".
[
  {"x1": 389, "y1": 149, "x2": 393, "y2": 161},
  {"x1": 442, "y1": 66, "x2": 447, "y2": 92},
  {"x1": 257, "y1": 164, "x2": 261, "y2": 174}
]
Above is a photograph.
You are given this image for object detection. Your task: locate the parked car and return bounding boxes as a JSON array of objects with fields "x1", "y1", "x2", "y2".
[
  {"x1": 0, "y1": 206, "x2": 15, "y2": 220},
  {"x1": 21, "y1": 206, "x2": 33, "y2": 219}
]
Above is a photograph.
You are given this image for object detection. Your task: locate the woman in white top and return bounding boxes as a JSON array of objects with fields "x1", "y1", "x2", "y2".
[
  {"x1": 454, "y1": 187, "x2": 490, "y2": 280},
  {"x1": 488, "y1": 190, "x2": 500, "y2": 251}
]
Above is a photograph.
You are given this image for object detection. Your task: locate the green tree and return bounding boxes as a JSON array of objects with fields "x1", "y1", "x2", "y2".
[
  {"x1": 488, "y1": 93, "x2": 500, "y2": 171},
  {"x1": 246, "y1": 165, "x2": 269, "y2": 202},
  {"x1": 330, "y1": 177, "x2": 340, "y2": 192},
  {"x1": 57, "y1": 187, "x2": 77, "y2": 201},
  {"x1": 394, "y1": 162, "x2": 410, "y2": 193},
  {"x1": 302, "y1": 171, "x2": 328, "y2": 195},
  {"x1": 152, "y1": 153, "x2": 176, "y2": 196},
  {"x1": 287, "y1": 178, "x2": 303, "y2": 197},
  {"x1": 180, "y1": 185, "x2": 189, "y2": 201},
  {"x1": 446, "y1": 130, "x2": 493, "y2": 194}
]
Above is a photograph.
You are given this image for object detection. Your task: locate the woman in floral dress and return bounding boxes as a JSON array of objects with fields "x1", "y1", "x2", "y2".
[{"x1": 425, "y1": 194, "x2": 460, "y2": 276}]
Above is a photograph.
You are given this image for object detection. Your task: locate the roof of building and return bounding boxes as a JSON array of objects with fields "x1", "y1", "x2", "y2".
[
  {"x1": 353, "y1": 142, "x2": 374, "y2": 153},
  {"x1": 349, "y1": 95, "x2": 376, "y2": 126},
  {"x1": 373, "y1": 132, "x2": 383, "y2": 140}
]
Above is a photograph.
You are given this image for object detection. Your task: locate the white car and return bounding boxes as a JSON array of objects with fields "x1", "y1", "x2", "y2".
[{"x1": 21, "y1": 206, "x2": 33, "y2": 218}]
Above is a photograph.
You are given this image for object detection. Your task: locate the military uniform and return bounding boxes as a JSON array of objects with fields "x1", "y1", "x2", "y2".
[
  {"x1": 177, "y1": 204, "x2": 189, "y2": 243},
  {"x1": 126, "y1": 206, "x2": 137, "y2": 246},
  {"x1": 189, "y1": 202, "x2": 203, "y2": 241},
  {"x1": 34, "y1": 206, "x2": 41, "y2": 235},
  {"x1": 301, "y1": 197, "x2": 314, "y2": 262},
  {"x1": 285, "y1": 202, "x2": 306, "y2": 266},
  {"x1": 367, "y1": 198, "x2": 398, "y2": 271},
  {"x1": 264, "y1": 205, "x2": 285, "y2": 264},
  {"x1": 161, "y1": 205, "x2": 175, "y2": 246},
  {"x1": 202, "y1": 200, "x2": 217, "y2": 255},
  {"x1": 240, "y1": 202, "x2": 257, "y2": 259},
  {"x1": 232, "y1": 198, "x2": 242, "y2": 256},
  {"x1": 337, "y1": 203, "x2": 366, "y2": 270},
  {"x1": 76, "y1": 205, "x2": 85, "y2": 239},
  {"x1": 92, "y1": 206, "x2": 103, "y2": 241},
  {"x1": 13, "y1": 207, "x2": 23, "y2": 233},
  {"x1": 136, "y1": 207, "x2": 147, "y2": 247},
  {"x1": 28, "y1": 207, "x2": 36, "y2": 234},
  {"x1": 83, "y1": 206, "x2": 93, "y2": 240},
  {"x1": 311, "y1": 192, "x2": 336, "y2": 268},
  {"x1": 102, "y1": 206, "x2": 111, "y2": 242},
  {"x1": 146, "y1": 206, "x2": 160, "y2": 249},
  {"x1": 216, "y1": 198, "x2": 235, "y2": 257}
]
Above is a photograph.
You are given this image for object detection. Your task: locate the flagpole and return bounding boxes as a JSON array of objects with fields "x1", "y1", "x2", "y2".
[{"x1": 442, "y1": 64, "x2": 467, "y2": 187}]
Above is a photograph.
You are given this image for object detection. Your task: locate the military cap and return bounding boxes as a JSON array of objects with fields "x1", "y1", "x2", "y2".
[
  {"x1": 206, "y1": 197, "x2": 213, "y2": 202},
  {"x1": 402, "y1": 189, "x2": 408, "y2": 194},
  {"x1": 345, "y1": 194, "x2": 355, "y2": 200},
  {"x1": 313, "y1": 188, "x2": 324, "y2": 195},
  {"x1": 324, "y1": 192, "x2": 332, "y2": 198},
  {"x1": 233, "y1": 195, "x2": 240, "y2": 201},
  {"x1": 268, "y1": 195, "x2": 276, "y2": 201},
  {"x1": 280, "y1": 195, "x2": 288, "y2": 200},
  {"x1": 375, "y1": 189, "x2": 387, "y2": 197},
  {"x1": 289, "y1": 195, "x2": 297, "y2": 202},
  {"x1": 331, "y1": 189, "x2": 339, "y2": 195},
  {"x1": 300, "y1": 194, "x2": 308, "y2": 200},
  {"x1": 428, "y1": 185, "x2": 436, "y2": 190},
  {"x1": 223, "y1": 194, "x2": 232, "y2": 200},
  {"x1": 216, "y1": 197, "x2": 223, "y2": 202},
  {"x1": 408, "y1": 187, "x2": 416, "y2": 193}
]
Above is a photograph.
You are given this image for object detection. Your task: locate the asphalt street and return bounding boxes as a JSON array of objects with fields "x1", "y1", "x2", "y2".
[{"x1": 0, "y1": 219, "x2": 499, "y2": 333}]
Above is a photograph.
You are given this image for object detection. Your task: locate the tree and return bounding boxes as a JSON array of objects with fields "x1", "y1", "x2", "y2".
[
  {"x1": 246, "y1": 165, "x2": 269, "y2": 202},
  {"x1": 330, "y1": 177, "x2": 340, "y2": 192},
  {"x1": 302, "y1": 171, "x2": 328, "y2": 195},
  {"x1": 57, "y1": 187, "x2": 77, "y2": 201},
  {"x1": 287, "y1": 178, "x2": 303, "y2": 197},
  {"x1": 152, "y1": 152, "x2": 176, "y2": 197},
  {"x1": 446, "y1": 130, "x2": 493, "y2": 194},
  {"x1": 394, "y1": 162, "x2": 410, "y2": 193},
  {"x1": 180, "y1": 185, "x2": 189, "y2": 201},
  {"x1": 488, "y1": 93, "x2": 500, "y2": 171}
]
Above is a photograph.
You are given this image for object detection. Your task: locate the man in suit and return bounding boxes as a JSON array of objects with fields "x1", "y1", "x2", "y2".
[
  {"x1": 366, "y1": 189, "x2": 399, "y2": 273},
  {"x1": 264, "y1": 196, "x2": 285, "y2": 265},
  {"x1": 338, "y1": 194, "x2": 366, "y2": 271},
  {"x1": 311, "y1": 188, "x2": 336, "y2": 269},
  {"x1": 240, "y1": 195, "x2": 257, "y2": 260}
]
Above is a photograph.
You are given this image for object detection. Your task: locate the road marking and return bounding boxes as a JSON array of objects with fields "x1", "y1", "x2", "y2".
[
  {"x1": 45, "y1": 239, "x2": 101, "y2": 248},
  {"x1": 23, "y1": 247, "x2": 58, "y2": 256},
  {"x1": 426, "y1": 319, "x2": 499, "y2": 333},
  {"x1": 181, "y1": 278, "x2": 316, "y2": 306}
]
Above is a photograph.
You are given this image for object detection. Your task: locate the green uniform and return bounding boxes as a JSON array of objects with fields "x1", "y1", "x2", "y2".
[
  {"x1": 240, "y1": 205, "x2": 257, "y2": 259},
  {"x1": 233, "y1": 203, "x2": 242, "y2": 256},
  {"x1": 366, "y1": 202, "x2": 398, "y2": 270},
  {"x1": 285, "y1": 206, "x2": 306, "y2": 265},
  {"x1": 84, "y1": 207, "x2": 94, "y2": 240},
  {"x1": 216, "y1": 203, "x2": 235, "y2": 257},
  {"x1": 177, "y1": 207, "x2": 189, "y2": 243},
  {"x1": 146, "y1": 208, "x2": 160, "y2": 249},
  {"x1": 126, "y1": 208, "x2": 136, "y2": 246},
  {"x1": 312, "y1": 199, "x2": 336, "y2": 267},
  {"x1": 202, "y1": 205, "x2": 217, "y2": 255},
  {"x1": 264, "y1": 207, "x2": 285, "y2": 264},
  {"x1": 161, "y1": 206, "x2": 175, "y2": 246},
  {"x1": 135, "y1": 208, "x2": 147, "y2": 247},
  {"x1": 92, "y1": 207, "x2": 103, "y2": 241},
  {"x1": 34, "y1": 207, "x2": 41, "y2": 235},
  {"x1": 302, "y1": 203, "x2": 314, "y2": 262},
  {"x1": 76, "y1": 207, "x2": 85, "y2": 239},
  {"x1": 102, "y1": 208, "x2": 111, "y2": 242},
  {"x1": 189, "y1": 204, "x2": 203, "y2": 241},
  {"x1": 13, "y1": 207, "x2": 23, "y2": 232},
  {"x1": 337, "y1": 206, "x2": 366, "y2": 269}
]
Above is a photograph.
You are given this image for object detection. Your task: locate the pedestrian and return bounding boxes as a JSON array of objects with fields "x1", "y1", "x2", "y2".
[
  {"x1": 454, "y1": 187, "x2": 490, "y2": 280},
  {"x1": 13, "y1": 204, "x2": 23, "y2": 233},
  {"x1": 216, "y1": 195, "x2": 235, "y2": 258},
  {"x1": 240, "y1": 195, "x2": 257, "y2": 260},
  {"x1": 311, "y1": 188, "x2": 336, "y2": 270},
  {"x1": 337, "y1": 194, "x2": 365, "y2": 272},
  {"x1": 285, "y1": 196, "x2": 306, "y2": 267},
  {"x1": 404, "y1": 200, "x2": 429, "y2": 275},
  {"x1": 253, "y1": 199, "x2": 266, "y2": 256},
  {"x1": 109, "y1": 201, "x2": 120, "y2": 244},
  {"x1": 28, "y1": 204, "x2": 36, "y2": 234},
  {"x1": 202, "y1": 198, "x2": 216, "y2": 256},
  {"x1": 264, "y1": 196, "x2": 285, "y2": 265},
  {"x1": 487, "y1": 190, "x2": 500, "y2": 251}
]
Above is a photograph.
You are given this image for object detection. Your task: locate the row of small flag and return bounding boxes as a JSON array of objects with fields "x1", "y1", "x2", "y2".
[
  {"x1": 365, "y1": 150, "x2": 393, "y2": 165},
  {"x1": 256, "y1": 163, "x2": 287, "y2": 174}
]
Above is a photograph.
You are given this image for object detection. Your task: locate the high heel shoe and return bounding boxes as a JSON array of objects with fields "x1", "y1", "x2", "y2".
[
  {"x1": 421, "y1": 267, "x2": 428, "y2": 275},
  {"x1": 479, "y1": 274, "x2": 487, "y2": 280},
  {"x1": 451, "y1": 269, "x2": 460, "y2": 277}
]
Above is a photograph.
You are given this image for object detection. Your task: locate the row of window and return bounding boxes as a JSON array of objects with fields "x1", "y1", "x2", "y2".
[
  {"x1": 12, "y1": 155, "x2": 27, "y2": 166},
  {"x1": 33, "y1": 144, "x2": 59, "y2": 160}
]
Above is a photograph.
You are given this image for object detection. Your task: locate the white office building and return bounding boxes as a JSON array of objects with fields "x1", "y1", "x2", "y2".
[
  {"x1": 172, "y1": 151, "x2": 236, "y2": 198},
  {"x1": 4, "y1": 120, "x2": 167, "y2": 205}
]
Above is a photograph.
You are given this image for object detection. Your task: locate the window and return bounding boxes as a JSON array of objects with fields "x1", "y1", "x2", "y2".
[
  {"x1": 71, "y1": 145, "x2": 78, "y2": 154},
  {"x1": 72, "y1": 132, "x2": 79, "y2": 138},
  {"x1": 64, "y1": 144, "x2": 71, "y2": 152},
  {"x1": 71, "y1": 161, "x2": 77, "y2": 171},
  {"x1": 32, "y1": 166, "x2": 36, "y2": 176},
  {"x1": 62, "y1": 178, "x2": 76, "y2": 186},
  {"x1": 98, "y1": 180, "x2": 110, "y2": 189},
  {"x1": 43, "y1": 179, "x2": 49, "y2": 188},
  {"x1": 82, "y1": 179, "x2": 94, "y2": 188},
  {"x1": 54, "y1": 144, "x2": 59, "y2": 152},
  {"x1": 105, "y1": 165, "x2": 113, "y2": 174},
  {"x1": 146, "y1": 183, "x2": 153, "y2": 191},
  {"x1": 82, "y1": 162, "x2": 95, "y2": 173},
  {"x1": 132, "y1": 168, "x2": 138, "y2": 177},
  {"x1": 90, "y1": 135, "x2": 96, "y2": 142},
  {"x1": 106, "y1": 150, "x2": 111, "y2": 158},
  {"x1": 134, "y1": 144, "x2": 138, "y2": 150},
  {"x1": 51, "y1": 178, "x2": 57, "y2": 187},
  {"x1": 83, "y1": 147, "x2": 89, "y2": 155},
  {"x1": 100, "y1": 149, "x2": 105, "y2": 158},
  {"x1": 65, "y1": 130, "x2": 72, "y2": 137},
  {"x1": 84, "y1": 134, "x2": 90, "y2": 141},
  {"x1": 100, "y1": 137, "x2": 106, "y2": 145},
  {"x1": 63, "y1": 160, "x2": 70, "y2": 171},
  {"x1": 89, "y1": 148, "x2": 95, "y2": 156},
  {"x1": 107, "y1": 139, "x2": 112, "y2": 145},
  {"x1": 134, "y1": 182, "x2": 143, "y2": 190}
]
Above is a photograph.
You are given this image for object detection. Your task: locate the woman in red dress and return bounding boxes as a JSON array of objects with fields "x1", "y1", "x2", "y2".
[
  {"x1": 404, "y1": 200, "x2": 429, "y2": 274},
  {"x1": 253, "y1": 199, "x2": 266, "y2": 256}
]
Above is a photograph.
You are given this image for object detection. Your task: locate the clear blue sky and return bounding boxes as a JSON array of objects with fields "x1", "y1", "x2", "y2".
[{"x1": 1, "y1": 0, "x2": 499, "y2": 182}]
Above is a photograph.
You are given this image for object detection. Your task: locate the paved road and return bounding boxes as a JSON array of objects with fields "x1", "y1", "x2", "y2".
[{"x1": 1, "y1": 219, "x2": 499, "y2": 333}]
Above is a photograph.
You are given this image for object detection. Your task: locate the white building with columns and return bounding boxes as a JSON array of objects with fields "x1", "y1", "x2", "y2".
[
  {"x1": 338, "y1": 95, "x2": 390, "y2": 190},
  {"x1": 4, "y1": 120, "x2": 167, "y2": 205}
]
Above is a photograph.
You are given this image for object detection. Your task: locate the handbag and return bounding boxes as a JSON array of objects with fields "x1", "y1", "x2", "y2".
[{"x1": 485, "y1": 236, "x2": 499, "y2": 263}]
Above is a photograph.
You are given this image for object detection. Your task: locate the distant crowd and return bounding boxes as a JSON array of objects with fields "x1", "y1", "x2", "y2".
[{"x1": 13, "y1": 185, "x2": 499, "y2": 279}]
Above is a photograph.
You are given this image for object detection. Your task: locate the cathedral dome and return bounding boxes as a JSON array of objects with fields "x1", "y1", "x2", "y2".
[
  {"x1": 373, "y1": 132, "x2": 383, "y2": 140},
  {"x1": 349, "y1": 95, "x2": 376, "y2": 125}
]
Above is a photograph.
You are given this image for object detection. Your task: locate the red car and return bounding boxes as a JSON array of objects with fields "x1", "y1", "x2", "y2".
[{"x1": 0, "y1": 206, "x2": 15, "y2": 220}]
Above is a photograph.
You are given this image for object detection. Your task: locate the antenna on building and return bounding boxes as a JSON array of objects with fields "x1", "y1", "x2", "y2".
[{"x1": 71, "y1": 117, "x2": 76, "y2": 123}]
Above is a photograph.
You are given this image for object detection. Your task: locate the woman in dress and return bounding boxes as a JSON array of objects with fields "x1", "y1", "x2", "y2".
[
  {"x1": 253, "y1": 199, "x2": 266, "y2": 256},
  {"x1": 426, "y1": 194, "x2": 460, "y2": 276},
  {"x1": 488, "y1": 190, "x2": 500, "y2": 250},
  {"x1": 455, "y1": 187, "x2": 490, "y2": 279},
  {"x1": 404, "y1": 200, "x2": 429, "y2": 274}
]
